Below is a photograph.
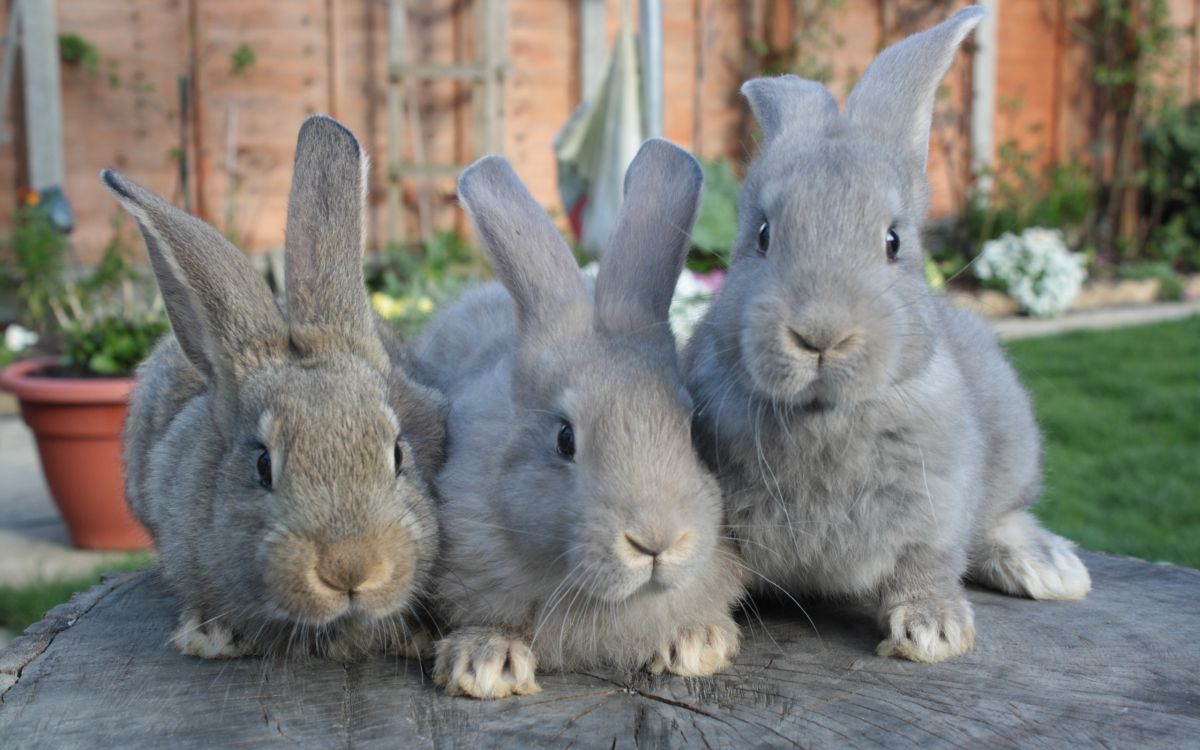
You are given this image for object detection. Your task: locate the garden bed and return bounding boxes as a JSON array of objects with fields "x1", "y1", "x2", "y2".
[{"x1": 948, "y1": 274, "x2": 1200, "y2": 318}]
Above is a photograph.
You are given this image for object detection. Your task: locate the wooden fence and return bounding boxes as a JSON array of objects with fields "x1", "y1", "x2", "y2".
[{"x1": 2, "y1": 0, "x2": 1199, "y2": 264}]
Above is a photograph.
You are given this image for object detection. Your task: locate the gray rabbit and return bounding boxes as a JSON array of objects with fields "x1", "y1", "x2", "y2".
[
  {"x1": 684, "y1": 6, "x2": 1089, "y2": 663},
  {"x1": 417, "y1": 139, "x2": 744, "y2": 698},
  {"x1": 109, "y1": 116, "x2": 446, "y2": 661}
]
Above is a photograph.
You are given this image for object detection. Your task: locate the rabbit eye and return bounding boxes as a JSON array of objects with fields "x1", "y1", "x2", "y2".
[
  {"x1": 257, "y1": 448, "x2": 273, "y2": 490},
  {"x1": 886, "y1": 227, "x2": 900, "y2": 262},
  {"x1": 757, "y1": 221, "x2": 770, "y2": 254},
  {"x1": 556, "y1": 421, "x2": 575, "y2": 460},
  {"x1": 393, "y1": 440, "x2": 404, "y2": 477}
]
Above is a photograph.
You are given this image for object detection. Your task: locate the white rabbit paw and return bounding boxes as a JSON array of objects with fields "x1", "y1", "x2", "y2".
[
  {"x1": 433, "y1": 629, "x2": 541, "y2": 699},
  {"x1": 170, "y1": 608, "x2": 253, "y2": 659},
  {"x1": 877, "y1": 594, "x2": 975, "y2": 663},
  {"x1": 973, "y1": 512, "x2": 1092, "y2": 601},
  {"x1": 647, "y1": 622, "x2": 739, "y2": 677}
]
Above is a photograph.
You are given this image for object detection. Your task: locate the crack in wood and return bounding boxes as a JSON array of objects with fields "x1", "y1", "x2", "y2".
[{"x1": 0, "y1": 573, "x2": 133, "y2": 703}]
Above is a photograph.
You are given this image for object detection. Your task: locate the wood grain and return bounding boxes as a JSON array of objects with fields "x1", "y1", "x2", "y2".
[{"x1": 0, "y1": 552, "x2": 1197, "y2": 748}]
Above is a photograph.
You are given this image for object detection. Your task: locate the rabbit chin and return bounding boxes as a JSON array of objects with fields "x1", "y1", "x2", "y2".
[
  {"x1": 263, "y1": 578, "x2": 416, "y2": 629},
  {"x1": 582, "y1": 553, "x2": 703, "y2": 605}
]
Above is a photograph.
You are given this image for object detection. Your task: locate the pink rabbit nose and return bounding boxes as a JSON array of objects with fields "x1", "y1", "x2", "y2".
[
  {"x1": 314, "y1": 541, "x2": 391, "y2": 596},
  {"x1": 618, "y1": 530, "x2": 697, "y2": 568},
  {"x1": 789, "y1": 327, "x2": 857, "y2": 357},
  {"x1": 624, "y1": 533, "x2": 664, "y2": 559}
]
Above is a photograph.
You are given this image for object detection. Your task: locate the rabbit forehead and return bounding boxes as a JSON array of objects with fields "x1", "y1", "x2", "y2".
[
  {"x1": 246, "y1": 360, "x2": 396, "y2": 444},
  {"x1": 753, "y1": 137, "x2": 909, "y2": 224},
  {"x1": 543, "y1": 334, "x2": 684, "y2": 398}
]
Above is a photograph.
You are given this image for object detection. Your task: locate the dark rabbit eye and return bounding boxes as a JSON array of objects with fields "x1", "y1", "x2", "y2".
[
  {"x1": 394, "y1": 440, "x2": 404, "y2": 476},
  {"x1": 556, "y1": 421, "x2": 575, "y2": 459},
  {"x1": 886, "y1": 227, "x2": 900, "y2": 262},
  {"x1": 757, "y1": 221, "x2": 771, "y2": 254},
  {"x1": 257, "y1": 449, "x2": 272, "y2": 490}
]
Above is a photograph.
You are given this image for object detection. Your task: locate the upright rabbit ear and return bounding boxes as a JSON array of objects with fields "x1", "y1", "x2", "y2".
[
  {"x1": 284, "y1": 116, "x2": 384, "y2": 362},
  {"x1": 101, "y1": 169, "x2": 286, "y2": 381},
  {"x1": 594, "y1": 138, "x2": 702, "y2": 343},
  {"x1": 741, "y1": 75, "x2": 839, "y2": 145},
  {"x1": 844, "y1": 5, "x2": 985, "y2": 169},
  {"x1": 457, "y1": 156, "x2": 589, "y2": 336}
]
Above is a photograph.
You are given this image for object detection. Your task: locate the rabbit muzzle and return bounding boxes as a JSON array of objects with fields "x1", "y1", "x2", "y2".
[
  {"x1": 739, "y1": 280, "x2": 900, "y2": 407},
  {"x1": 614, "y1": 527, "x2": 699, "y2": 587},
  {"x1": 265, "y1": 525, "x2": 417, "y2": 625}
]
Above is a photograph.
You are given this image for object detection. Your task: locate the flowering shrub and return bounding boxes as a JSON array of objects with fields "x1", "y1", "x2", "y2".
[
  {"x1": 370, "y1": 292, "x2": 439, "y2": 339},
  {"x1": 974, "y1": 228, "x2": 1087, "y2": 317},
  {"x1": 670, "y1": 269, "x2": 722, "y2": 341}
]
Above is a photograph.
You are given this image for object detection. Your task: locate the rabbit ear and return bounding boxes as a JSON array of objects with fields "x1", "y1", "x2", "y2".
[
  {"x1": 741, "y1": 75, "x2": 839, "y2": 145},
  {"x1": 101, "y1": 169, "x2": 286, "y2": 381},
  {"x1": 284, "y1": 116, "x2": 380, "y2": 348},
  {"x1": 843, "y1": 5, "x2": 985, "y2": 168},
  {"x1": 457, "y1": 156, "x2": 589, "y2": 335},
  {"x1": 594, "y1": 138, "x2": 702, "y2": 342}
]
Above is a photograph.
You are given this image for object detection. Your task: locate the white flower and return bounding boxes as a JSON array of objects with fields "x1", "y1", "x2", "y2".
[
  {"x1": 975, "y1": 228, "x2": 1086, "y2": 317},
  {"x1": 4, "y1": 324, "x2": 38, "y2": 353},
  {"x1": 670, "y1": 268, "x2": 714, "y2": 342}
]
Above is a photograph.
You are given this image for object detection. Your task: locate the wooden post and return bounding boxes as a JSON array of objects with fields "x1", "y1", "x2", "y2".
[
  {"x1": 386, "y1": 0, "x2": 406, "y2": 248},
  {"x1": 17, "y1": 0, "x2": 64, "y2": 194},
  {"x1": 639, "y1": 0, "x2": 663, "y2": 139},
  {"x1": 1, "y1": 553, "x2": 1198, "y2": 746},
  {"x1": 580, "y1": 0, "x2": 606, "y2": 103},
  {"x1": 476, "y1": 0, "x2": 506, "y2": 155},
  {"x1": 970, "y1": 0, "x2": 998, "y2": 200},
  {"x1": 325, "y1": 0, "x2": 342, "y2": 119}
]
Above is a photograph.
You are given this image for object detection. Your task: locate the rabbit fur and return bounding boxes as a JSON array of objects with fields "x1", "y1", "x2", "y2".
[
  {"x1": 110, "y1": 116, "x2": 446, "y2": 661},
  {"x1": 684, "y1": 6, "x2": 1090, "y2": 664},
  {"x1": 417, "y1": 139, "x2": 745, "y2": 699}
]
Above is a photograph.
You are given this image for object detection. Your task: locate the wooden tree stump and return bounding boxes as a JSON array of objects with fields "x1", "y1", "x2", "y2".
[{"x1": 1, "y1": 552, "x2": 1197, "y2": 748}]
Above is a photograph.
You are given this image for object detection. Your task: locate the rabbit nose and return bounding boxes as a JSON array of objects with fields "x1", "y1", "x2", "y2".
[
  {"x1": 618, "y1": 530, "x2": 696, "y2": 567},
  {"x1": 788, "y1": 327, "x2": 856, "y2": 357},
  {"x1": 314, "y1": 542, "x2": 391, "y2": 595},
  {"x1": 624, "y1": 533, "x2": 663, "y2": 558}
]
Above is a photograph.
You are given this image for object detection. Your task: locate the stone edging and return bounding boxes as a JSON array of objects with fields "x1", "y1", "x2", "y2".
[{"x1": 949, "y1": 274, "x2": 1200, "y2": 318}]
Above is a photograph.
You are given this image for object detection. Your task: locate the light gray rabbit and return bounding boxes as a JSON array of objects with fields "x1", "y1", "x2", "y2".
[
  {"x1": 108, "y1": 116, "x2": 446, "y2": 661},
  {"x1": 684, "y1": 6, "x2": 1090, "y2": 664},
  {"x1": 417, "y1": 139, "x2": 744, "y2": 699}
]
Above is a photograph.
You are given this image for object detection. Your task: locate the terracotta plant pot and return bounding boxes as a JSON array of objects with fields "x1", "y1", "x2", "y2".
[{"x1": 0, "y1": 357, "x2": 151, "y2": 550}]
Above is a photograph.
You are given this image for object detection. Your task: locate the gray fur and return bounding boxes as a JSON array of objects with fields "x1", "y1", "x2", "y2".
[
  {"x1": 741, "y1": 75, "x2": 838, "y2": 146},
  {"x1": 417, "y1": 139, "x2": 744, "y2": 696},
  {"x1": 108, "y1": 115, "x2": 445, "y2": 661},
  {"x1": 684, "y1": 6, "x2": 1089, "y2": 664}
]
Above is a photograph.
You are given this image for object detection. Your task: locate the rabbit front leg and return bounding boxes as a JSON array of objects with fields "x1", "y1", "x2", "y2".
[
  {"x1": 874, "y1": 547, "x2": 975, "y2": 663},
  {"x1": 433, "y1": 626, "x2": 541, "y2": 699},
  {"x1": 647, "y1": 616, "x2": 740, "y2": 677},
  {"x1": 170, "y1": 607, "x2": 255, "y2": 659}
]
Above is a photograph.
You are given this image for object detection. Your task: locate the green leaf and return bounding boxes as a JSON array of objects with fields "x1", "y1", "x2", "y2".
[{"x1": 690, "y1": 158, "x2": 741, "y2": 269}]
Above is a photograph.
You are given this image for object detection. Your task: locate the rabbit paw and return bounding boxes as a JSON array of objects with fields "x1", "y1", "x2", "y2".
[
  {"x1": 170, "y1": 608, "x2": 253, "y2": 659},
  {"x1": 647, "y1": 622, "x2": 739, "y2": 677},
  {"x1": 877, "y1": 594, "x2": 974, "y2": 663},
  {"x1": 972, "y1": 511, "x2": 1091, "y2": 601},
  {"x1": 433, "y1": 629, "x2": 541, "y2": 699}
]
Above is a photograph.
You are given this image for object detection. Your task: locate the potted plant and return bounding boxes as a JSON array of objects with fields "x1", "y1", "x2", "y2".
[{"x1": 0, "y1": 198, "x2": 166, "y2": 550}]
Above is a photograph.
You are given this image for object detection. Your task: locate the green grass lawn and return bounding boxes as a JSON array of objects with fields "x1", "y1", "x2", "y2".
[
  {"x1": 1007, "y1": 315, "x2": 1200, "y2": 568},
  {"x1": 0, "y1": 553, "x2": 152, "y2": 633}
]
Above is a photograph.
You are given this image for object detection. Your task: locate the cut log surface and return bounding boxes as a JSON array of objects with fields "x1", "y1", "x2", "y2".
[{"x1": 1, "y1": 552, "x2": 1197, "y2": 749}]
